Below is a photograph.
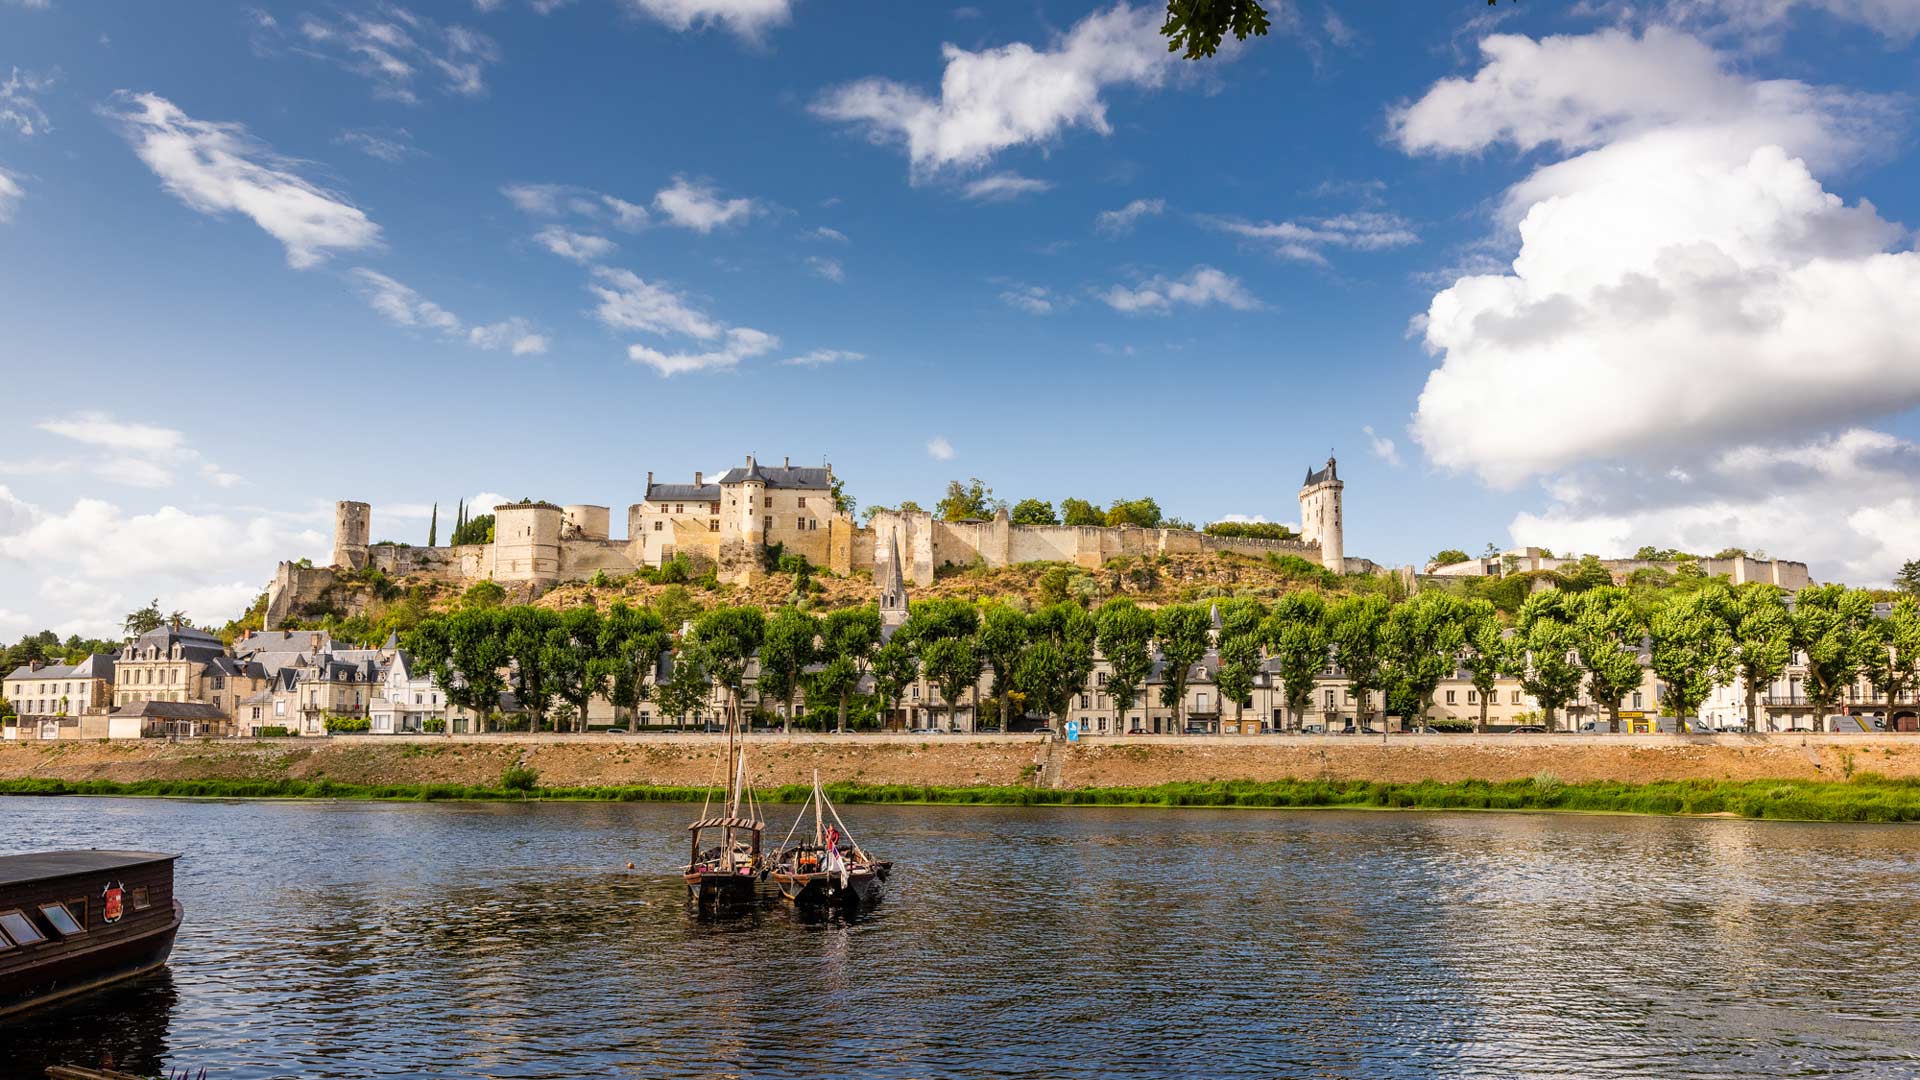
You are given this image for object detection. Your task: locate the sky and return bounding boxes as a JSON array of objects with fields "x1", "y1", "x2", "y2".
[{"x1": 1, "y1": 0, "x2": 1917, "y2": 639}]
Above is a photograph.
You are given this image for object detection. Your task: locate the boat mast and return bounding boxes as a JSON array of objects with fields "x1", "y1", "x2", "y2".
[{"x1": 813, "y1": 769, "x2": 825, "y2": 846}]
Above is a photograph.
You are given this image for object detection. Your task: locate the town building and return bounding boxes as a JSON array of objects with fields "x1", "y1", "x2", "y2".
[
  {"x1": 2, "y1": 654, "x2": 117, "y2": 741},
  {"x1": 1427, "y1": 546, "x2": 1811, "y2": 591}
]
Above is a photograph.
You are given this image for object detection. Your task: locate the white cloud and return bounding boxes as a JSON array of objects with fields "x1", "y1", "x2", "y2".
[
  {"x1": 960, "y1": 172, "x2": 1052, "y2": 202},
  {"x1": 349, "y1": 268, "x2": 546, "y2": 354},
  {"x1": 811, "y1": 226, "x2": 849, "y2": 243},
  {"x1": 1, "y1": 67, "x2": 55, "y2": 136},
  {"x1": 627, "y1": 326, "x2": 777, "y2": 376},
  {"x1": 0, "y1": 485, "x2": 40, "y2": 536},
  {"x1": 33, "y1": 413, "x2": 240, "y2": 490},
  {"x1": 533, "y1": 224, "x2": 617, "y2": 262},
  {"x1": 588, "y1": 267, "x2": 724, "y2": 339},
  {"x1": 652, "y1": 176, "x2": 753, "y2": 232},
  {"x1": 999, "y1": 284, "x2": 1056, "y2": 314},
  {"x1": 1399, "y1": 27, "x2": 1920, "y2": 487},
  {"x1": 336, "y1": 127, "x2": 421, "y2": 162},
  {"x1": 617, "y1": 0, "x2": 792, "y2": 39},
  {"x1": 502, "y1": 182, "x2": 567, "y2": 214},
  {"x1": 1099, "y1": 265, "x2": 1260, "y2": 314},
  {"x1": 1509, "y1": 428, "x2": 1920, "y2": 586},
  {"x1": 0, "y1": 168, "x2": 21, "y2": 222},
  {"x1": 926, "y1": 436, "x2": 956, "y2": 461},
  {"x1": 267, "y1": 7, "x2": 501, "y2": 103},
  {"x1": 1362, "y1": 425, "x2": 1403, "y2": 468},
  {"x1": 782, "y1": 348, "x2": 864, "y2": 367},
  {"x1": 602, "y1": 195, "x2": 650, "y2": 231},
  {"x1": 1206, "y1": 210, "x2": 1418, "y2": 264},
  {"x1": 805, "y1": 255, "x2": 844, "y2": 282},
  {"x1": 1661, "y1": 0, "x2": 1920, "y2": 44},
  {"x1": 813, "y1": 3, "x2": 1175, "y2": 177},
  {"x1": 104, "y1": 93, "x2": 381, "y2": 269},
  {"x1": 1095, "y1": 196, "x2": 1164, "y2": 236}
]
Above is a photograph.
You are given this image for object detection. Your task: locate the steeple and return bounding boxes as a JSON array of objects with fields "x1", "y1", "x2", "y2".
[{"x1": 878, "y1": 532, "x2": 910, "y2": 637}]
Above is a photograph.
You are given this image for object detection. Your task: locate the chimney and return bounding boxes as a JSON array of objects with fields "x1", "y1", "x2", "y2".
[
  {"x1": 29, "y1": 659, "x2": 42, "y2": 671},
  {"x1": 745, "y1": 454, "x2": 756, "y2": 469},
  {"x1": 646, "y1": 471, "x2": 653, "y2": 490},
  {"x1": 783, "y1": 455, "x2": 790, "y2": 468},
  {"x1": 309, "y1": 633, "x2": 322, "y2": 653},
  {"x1": 694, "y1": 471, "x2": 703, "y2": 486}
]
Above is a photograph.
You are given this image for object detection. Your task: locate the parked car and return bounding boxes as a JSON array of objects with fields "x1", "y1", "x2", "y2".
[
  {"x1": 1509, "y1": 725, "x2": 1547, "y2": 734},
  {"x1": 1300, "y1": 723, "x2": 1327, "y2": 735}
]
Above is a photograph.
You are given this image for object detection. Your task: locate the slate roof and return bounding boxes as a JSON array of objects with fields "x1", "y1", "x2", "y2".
[
  {"x1": 112, "y1": 700, "x2": 227, "y2": 720},
  {"x1": 124, "y1": 625, "x2": 227, "y2": 664},
  {"x1": 1304, "y1": 457, "x2": 1339, "y2": 486},
  {"x1": 4, "y1": 654, "x2": 117, "y2": 682},
  {"x1": 646, "y1": 483, "x2": 721, "y2": 502},
  {"x1": 715, "y1": 464, "x2": 831, "y2": 490},
  {"x1": 6, "y1": 661, "x2": 69, "y2": 681}
]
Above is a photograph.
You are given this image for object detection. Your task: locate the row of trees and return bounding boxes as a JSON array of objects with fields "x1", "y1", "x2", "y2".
[{"x1": 864, "y1": 477, "x2": 1303, "y2": 535}]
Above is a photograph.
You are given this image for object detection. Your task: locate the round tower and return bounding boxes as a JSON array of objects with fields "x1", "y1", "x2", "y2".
[
  {"x1": 492, "y1": 503, "x2": 564, "y2": 583},
  {"x1": 563, "y1": 504, "x2": 610, "y2": 540},
  {"x1": 1297, "y1": 456, "x2": 1344, "y2": 573},
  {"x1": 736, "y1": 454, "x2": 766, "y2": 542},
  {"x1": 333, "y1": 501, "x2": 371, "y2": 570}
]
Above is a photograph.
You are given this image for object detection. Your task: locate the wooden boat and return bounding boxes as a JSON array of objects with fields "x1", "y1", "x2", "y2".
[
  {"x1": 681, "y1": 700, "x2": 769, "y2": 908},
  {"x1": 0, "y1": 850, "x2": 182, "y2": 1018},
  {"x1": 771, "y1": 772, "x2": 891, "y2": 909}
]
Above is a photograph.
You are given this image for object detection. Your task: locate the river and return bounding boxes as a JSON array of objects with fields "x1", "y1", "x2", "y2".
[{"x1": 3, "y1": 797, "x2": 1918, "y2": 1079}]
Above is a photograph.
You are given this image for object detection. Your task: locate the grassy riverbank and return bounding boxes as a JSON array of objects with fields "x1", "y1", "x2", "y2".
[{"x1": 5, "y1": 774, "x2": 1919, "y2": 822}]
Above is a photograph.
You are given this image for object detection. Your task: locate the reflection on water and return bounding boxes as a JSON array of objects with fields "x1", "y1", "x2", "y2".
[{"x1": 2, "y1": 797, "x2": 1919, "y2": 1079}]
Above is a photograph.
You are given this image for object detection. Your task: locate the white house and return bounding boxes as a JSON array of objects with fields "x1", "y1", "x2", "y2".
[{"x1": 369, "y1": 650, "x2": 448, "y2": 734}]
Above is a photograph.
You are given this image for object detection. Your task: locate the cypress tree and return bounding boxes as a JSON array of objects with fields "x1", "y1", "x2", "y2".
[{"x1": 428, "y1": 503, "x2": 438, "y2": 547}]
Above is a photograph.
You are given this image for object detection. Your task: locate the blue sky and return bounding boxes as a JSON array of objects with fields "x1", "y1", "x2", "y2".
[{"x1": 1, "y1": 0, "x2": 1917, "y2": 637}]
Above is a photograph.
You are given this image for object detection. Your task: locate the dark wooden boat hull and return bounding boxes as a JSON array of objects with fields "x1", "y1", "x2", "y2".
[
  {"x1": 683, "y1": 871, "x2": 769, "y2": 907},
  {"x1": 773, "y1": 868, "x2": 886, "y2": 909},
  {"x1": 0, "y1": 901, "x2": 181, "y2": 1019}
]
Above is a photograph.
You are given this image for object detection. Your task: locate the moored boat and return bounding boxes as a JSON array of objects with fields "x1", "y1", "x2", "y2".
[
  {"x1": 771, "y1": 773, "x2": 891, "y2": 910},
  {"x1": 681, "y1": 703, "x2": 770, "y2": 908},
  {"x1": 0, "y1": 850, "x2": 182, "y2": 1018}
]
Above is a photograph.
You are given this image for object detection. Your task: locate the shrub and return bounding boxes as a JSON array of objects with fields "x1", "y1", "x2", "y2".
[
  {"x1": 423, "y1": 719, "x2": 446, "y2": 733},
  {"x1": 501, "y1": 764, "x2": 539, "y2": 793},
  {"x1": 324, "y1": 715, "x2": 372, "y2": 734},
  {"x1": 254, "y1": 725, "x2": 291, "y2": 738}
]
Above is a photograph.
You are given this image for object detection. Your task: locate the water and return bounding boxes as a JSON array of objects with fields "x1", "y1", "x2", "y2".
[{"x1": 3, "y1": 797, "x2": 1918, "y2": 1079}]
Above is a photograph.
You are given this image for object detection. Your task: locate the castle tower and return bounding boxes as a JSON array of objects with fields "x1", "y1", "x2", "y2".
[
  {"x1": 734, "y1": 454, "x2": 767, "y2": 542},
  {"x1": 1297, "y1": 455, "x2": 1344, "y2": 573},
  {"x1": 878, "y1": 532, "x2": 910, "y2": 638},
  {"x1": 332, "y1": 501, "x2": 371, "y2": 570},
  {"x1": 492, "y1": 502, "x2": 564, "y2": 584}
]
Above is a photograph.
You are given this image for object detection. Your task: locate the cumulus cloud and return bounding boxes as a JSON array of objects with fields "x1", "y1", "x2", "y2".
[
  {"x1": 349, "y1": 268, "x2": 547, "y2": 354},
  {"x1": 926, "y1": 436, "x2": 956, "y2": 461},
  {"x1": 104, "y1": 92, "x2": 381, "y2": 269},
  {"x1": 811, "y1": 226, "x2": 849, "y2": 243},
  {"x1": 1205, "y1": 210, "x2": 1418, "y2": 264},
  {"x1": 1509, "y1": 428, "x2": 1920, "y2": 586},
  {"x1": 1398, "y1": 27, "x2": 1920, "y2": 488},
  {"x1": 804, "y1": 255, "x2": 844, "y2": 282},
  {"x1": 960, "y1": 172, "x2": 1052, "y2": 202},
  {"x1": 1661, "y1": 0, "x2": 1920, "y2": 44},
  {"x1": 813, "y1": 3, "x2": 1175, "y2": 177},
  {"x1": 1099, "y1": 265, "x2": 1260, "y2": 314},
  {"x1": 588, "y1": 267, "x2": 725, "y2": 339},
  {"x1": 262, "y1": 6, "x2": 501, "y2": 103},
  {"x1": 1, "y1": 67, "x2": 55, "y2": 136},
  {"x1": 1362, "y1": 425, "x2": 1403, "y2": 468},
  {"x1": 653, "y1": 176, "x2": 754, "y2": 232},
  {"x1": 999, "y1": 283, "x2": 1057, "y2": 314},
  {"x1": 782, "y1": 348, "x2": 864, "y2": 367},
  {"x1": 1095, "y1": 196, "x2": 1164, "y2": 236},
  {"x1": 31, "y1": 412, "x2": 241, "y2": 489},
  {"x1": 533, "y1": 224, "x2": 617, "y2": 262},
  {"x1": 617, "y1": 0, "x2": 791, "y2": 39},
  {"x1": 627, "y1": 327, "x2": 777, "y2": 376}
]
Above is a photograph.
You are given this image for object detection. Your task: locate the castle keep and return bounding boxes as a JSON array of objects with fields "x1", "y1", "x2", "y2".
[{"x1": 265, "y1": 453, "x2": 1368, "y2": 628}]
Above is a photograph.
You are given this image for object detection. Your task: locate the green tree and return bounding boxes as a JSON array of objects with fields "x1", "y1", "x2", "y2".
[
  {"x1": 1010, "y1": 498, "x2": 1059, "y2": 526},
  {"x1": 758, "y1": 608, "x2": 818, "y2": 734},
  {"x1": 658, "y1": 643, "x2": 712, "y2": 728},
  {"x1": 1060, "y1": 498, "x2": 1105, "y2": 527},
  {"x1": 1558, "y1": 554, "x2": 1614, "y2": 593},
  {"x1": 462, "y1": 581, "x2": 507, "y2": 609},
  {"x1": 603, "y1": 602, "x2": 668, "y2": 732},
  {"x1": 1328, "y1": 594, "x2": 1391, "y2": 731},
  {"x1": 936, "y1": 478, "x2": 1000, "y2": 521},
  {"x1": 503, "y1": 607, "x2": 562, "y2": 729},
  {"x1": 1263, "y1": 592, "x2": 1328, "y2": 732},
  {"x1": 1017, "y1": 603, "x2": 1098, "y2": 733},
  {"x1": 1649, "y1": 588, "x2": 1733, "y2": 728},
  {"x1": 123, "y1": 599, "x2": 165, "y2": 637},
  {"x1": 1792, "y1": 584, "x2": 1876, "y2": 727},
  {"x1": 1865, "y1": 596, "x2": 1920, "y2": 716},
  {"x1": 1383, "y1": 591, "x2": 1470, "y2": 730},
  {"x1": 544, "y1": 606, "x2": 608, "y2": 733},
  {"x1": 1104, "y1": 497, "x2": 1163, "y2": 529},
  {"x1": 1096, "y1": 599, "x2": 1155, "y2": 734},
  {"x1": 654, "y1": 584, "x2": 703, "y2": 632},
  {"x1": 428, "y1": 502, "x2": 438, "y2": 547},
  {"x1": 1568, "y1": 586, "x2": 1645, "y2": 733},
  {"x1": 1155, "y1": 604, "x2": 1212, "y2": 733},
  {"x1": 1896, "y1": 559, "x2": 1920, "y2": 597},
  {"x1": 976, "y1": 604, "x2": 1029, "y2": 733},
  {"x1": 1725, "y1": 583, "x2": 1792, "y2": 733},
  {"x1": 686, "y1": 606, "x2": 765, "y2": 731},
  {"x1": 830, "y1": 475, "x2": 856, "y2": 517},
  {"x1": 405, "y1": 608, "x2": 509, "y2": 735},
  {"x1": 816, "y1": 606, "x2": 882, "y2": 733},
  {"x1": 1431, "y1": 549, "x2": 1470, "y2": 567},
  {"x1": 1457, "y1": 599, "x2": 1503, "y2": 733},
  {"x1": 920, "y1": 635, "x2": 982, "y2": 731},
  {"x1": 1203, "y1": 521, "x2": 1297, "y2": 540},
  {"x1": 902, "y1": 597, "x2": 981, "y2": 645},
  {"x1": 869, "y1": 638, "x2": 918, "y2": 731},
  {"x1": 450, "y1": 512, "x2": 494, "y2": 547},
  {"x1": 1509, "y1": 591, "x2": 1585, "y2": 731},
  {"x1": 1161, "y1": 0, "x2": 1273, "y2": 59}
]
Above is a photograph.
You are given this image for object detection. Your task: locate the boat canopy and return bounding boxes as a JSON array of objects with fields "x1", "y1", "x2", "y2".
[{"x1": 686, "y1": 816, "x2": 765, "y2": 832}]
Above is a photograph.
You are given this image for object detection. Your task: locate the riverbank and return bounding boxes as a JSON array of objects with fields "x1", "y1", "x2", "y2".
[
  {"x1": 4, "y1": 733, "x2": 1920, "y2": 821},
  {"x1": 4, "y1": 774, "x2": 1919, "y2": 821}
]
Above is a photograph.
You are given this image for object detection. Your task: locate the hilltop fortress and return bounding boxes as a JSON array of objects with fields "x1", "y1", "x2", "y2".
[{"x1": 264, "y1": 454, "x2": 1375, "y2": 628}]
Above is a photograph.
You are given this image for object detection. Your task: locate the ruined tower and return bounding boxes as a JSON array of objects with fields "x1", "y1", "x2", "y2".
[
  {"x1": 1297, "y1": 455, "x2": 1344, "y2": 573},
  {"x1": 332, "y1": 501, "x2": 371, "y2": 570}
]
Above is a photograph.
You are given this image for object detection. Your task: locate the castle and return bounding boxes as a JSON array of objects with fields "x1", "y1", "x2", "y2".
[{"x1": 264, "y1": 454, "x2": 1371, "y2": 628}]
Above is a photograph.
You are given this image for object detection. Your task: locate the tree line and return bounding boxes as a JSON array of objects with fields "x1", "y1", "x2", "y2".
[
  {"x1": 397, "y1": 578, "x2": 1920, "y2": 736},
  {"x1": 862, "y1": 477, "x2": 1301, "y2": 537}
]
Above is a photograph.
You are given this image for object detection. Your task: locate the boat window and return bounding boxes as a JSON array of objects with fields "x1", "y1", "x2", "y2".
[
  {"x1": 0, "y1": 908, "x2": 46, "y2": 945},
  {"x1": 40, "y1": 902, "x2": 84, "y2": 937},
  {"x1": 133, "y1": 886, "x2": 151, "y2": 910}
]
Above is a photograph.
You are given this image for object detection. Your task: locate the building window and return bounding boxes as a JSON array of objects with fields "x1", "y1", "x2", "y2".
[
  {"x1": 1467, "y1": 690, "x2": 1478, "y2": 704},
  {"x1": 1445, "y1": 690, "x2": 1457, "y2": 704},
  {"x1": 1632, "y1": 692, "x2": 1643, "y2": 709},
  {"x1": 653, "y1": 521, "x2": 663, "y2": 532},
  {"x1": 797, "y1": 497, "x2": 807, "y2": 507},
  {"x1": 675, "y1": 503, "x2": 684, "y2": 514},
  {"x1": 1080, "y1": 695, "x2": 1090, "y2": 709},
  {"x1": 709, "y1": 521, "x2": 719, "y2": 532},
  {"x1": 1511, "y1": 691, "x2": 1522, "y2": 705},
  {"x1": 1324, "y1": 690, "x2": 1335, "y2": 709},
  {"x1": 764, "y1": 496, "x2": 771, "y2": 508}
]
